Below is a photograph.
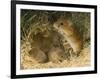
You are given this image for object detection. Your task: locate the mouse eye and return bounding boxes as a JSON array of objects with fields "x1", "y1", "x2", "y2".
[
  {"x1": 58, "y1": 22, "x2": 63, "y2": 28},
  {"x1": 60, "y1": 22, "x2": 63, "y2": 25}
]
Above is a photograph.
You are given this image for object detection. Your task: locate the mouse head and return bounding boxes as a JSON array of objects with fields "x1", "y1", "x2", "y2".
[{"x1": 53, "y1": 17, "x2": 74, "y2": 36}]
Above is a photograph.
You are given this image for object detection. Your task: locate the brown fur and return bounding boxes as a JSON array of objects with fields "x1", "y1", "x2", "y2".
[
  {"x1": 29, "y1": 48, "x2": 48, "y2": 63},
  {"x1": 53, "y1": 18, "x2": 83, "y2": 55}
]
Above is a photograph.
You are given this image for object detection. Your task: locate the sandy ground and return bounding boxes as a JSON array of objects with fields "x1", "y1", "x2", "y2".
[{"x1": 21, "y1": 41, "x2": 90, "y2": 70}]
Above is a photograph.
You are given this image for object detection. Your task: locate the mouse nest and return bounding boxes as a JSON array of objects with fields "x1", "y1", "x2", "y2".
[
  {"x1": 20, "y1": 10, "x2": 91, "y2": 70},
  {"x1": 21, "y1": 42, "x2": 90, "y2": 69}
]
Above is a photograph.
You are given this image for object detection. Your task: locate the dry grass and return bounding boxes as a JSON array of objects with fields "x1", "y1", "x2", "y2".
[
  {"x1": 21, "y1": 41, "x2": 90, "y2": 69},
  {"x1": 20, "y1": 10, "x2": 91, "y2": 70}
]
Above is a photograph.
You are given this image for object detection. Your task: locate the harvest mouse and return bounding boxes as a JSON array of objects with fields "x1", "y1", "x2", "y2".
[
  {"x1": 29, "y1": 48, "x2": 48, "y2": 63},
  {"x1": 53, "y1": 17, "x2": 83, "y2": 55},
  {"x1": 48, "y1": 47, "x2": 67, "y2": 63}
]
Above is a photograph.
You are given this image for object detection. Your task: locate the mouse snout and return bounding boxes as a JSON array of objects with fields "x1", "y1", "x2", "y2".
[{"x1": 53, "y1": 23, "x2": 58, "y2": 28}]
